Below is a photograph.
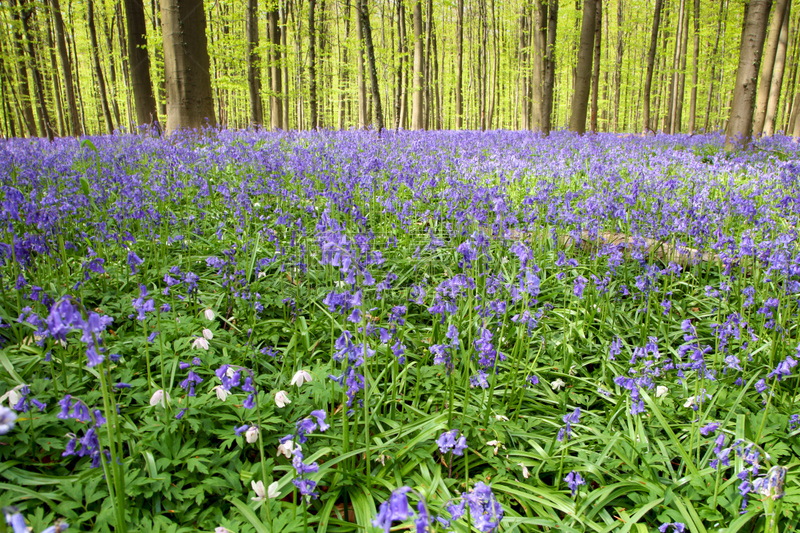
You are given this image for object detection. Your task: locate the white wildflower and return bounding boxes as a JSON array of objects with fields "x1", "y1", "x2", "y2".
[
  {"x1": 274, "y1": 390, "x2": 291, "y2": 408},
  {"x1": 290, "y1": 370, "x2": 313, "y2": 387}
]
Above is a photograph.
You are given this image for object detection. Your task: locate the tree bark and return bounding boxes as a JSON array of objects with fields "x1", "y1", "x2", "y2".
[
  {"x1": 161, "y1": 0, "x2": 217, "y2": 132},
  {"x1": 309, "y1": 0, "x2": 318, "y2": 129},
  {"x1": 675, "y1": 0, "x2": 690, "y2": 132},
  {"x1": 613, "y1": 0, "x2": 624, "y2": 132},
  {"x1": 87, "y1": 0, "x2": 114, "y2": 133},
  {"x1": 643, "y1": 0, "x2": 663, "y2": 132},
  {"x1": 8, "y1": 0, "x2": 36, "y2": 136},
  {"x1": 103, "y1": 15, "x2": 123, "y2": 128},
  {"x1": 355, "y1": 1, "x2": 368, "y2": 127},
  {"x1": 667, "y1": 0, "x2": 685, "y2": 133},
  {"x1": 18, "y1": 0, "x2": 53, "y2": 139},
  {"x1": 411, "y1": 0, "x2": 424, "y2": 129},
  {"x1": 124, "y1": 0, "x2": 158, "y2": 128},
  {"x1": 764, "y1": 0, "x2": 791, "y2": 134},
  {"x1": 50, "y1": 0, "x2": 80, "y2": 135},
  {"x1": 246, "y1": 0, "x2": 264, "y2": 127},
  {"x1": 569, "y1": 0, "x2": 597, "y2": 133},
  {"x1": 688, "y1": 0, "x2": 700, "y2": 132},
  {"x1": 704, "y1": 0, "x2": 727, "y2": 131},
  {"x1": 359, "y1": 0, "x2": 384, "y2": 132},
  {"x1": 456, "y1": 0, "x2": 464, "y2": 128},
  {"x1": 340, "y1": 0, "x2": 351, "y2": 129},
  {"x1": 754, "y1": 0, "x2": 789, "y2": 135},
  {"x1": 726, "y1": 0, "x2": 773, "y2": 149},
  {"x1": 590, "y1": 0, "x2": 602, "y2": 132},
  {"x1": 268, "y1": 3, "x2": 283, "y2": 130},
  {"x1": 542, "y1": 0, "x2": 558, "y2": 134},
  {"x1": 46, "y1": 16, "x2": 65, "y2": 136}
]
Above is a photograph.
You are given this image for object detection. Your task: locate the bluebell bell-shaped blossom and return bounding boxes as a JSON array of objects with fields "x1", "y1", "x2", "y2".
[
  {"x1": 658, "y1": 523, "x2": 686, "y2": 533},
  {"x1": 564, "y1": 471, "x2": 585, "y2": 497},
  {"x1": 767, "y1": 355, "x2": 797, "y2": 381},
  {"x1": 132, "y1": 285, "x2": 155, "y2": 321},
  {"x1": 127, "y1": 251, "x2": 144, "y2": 274},
  {"x1": 700, "y1": 422, "x2": 720, "y2": 436},
  {"x1": 0, "y1": 406, "x2": 17, "y2": 435}
]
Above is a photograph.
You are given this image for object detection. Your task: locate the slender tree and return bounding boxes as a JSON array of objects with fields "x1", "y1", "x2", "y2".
[
  {"x1": 18, "y1": 0, "x2": 53, "y2": 139},
  {"x1": 309, "y1": 0, "x2": 318, "y2": 129},
  {"x1": 411, "y1": 0, "x2": 425, "y2": 129},
  {"x1": 643, "y1": 0, "x2": 663, "y2": 132},
  {"x1": 161, "y1": 0, "x2": 217, "y2": 132},
  {"x1": 246, "y1": 0, "x2": 264, "y2": 127},
  {"x1": 49, "y1": 0, "x2": 80, "y2": 135},
  {"x1": 764, "y1": 0, "x2": 791, "y2": 134},
  {"x1": 726, "y1": 0, "x2": 773, "y2": 149},
  {"x1": 359, "y1": 0, "x2": 383, "y2": 132},
  {"x1": 590, "y1": 0, "x2": 602, "y2": 132},
  {"x1": 87, "y1": 0, "x2": 114, "y2": 133},
  {"x1": 688, "y1": 0, "x2": 700, "y2": 132},
  {"x1": 753, "y1": 0, "x2": 789, "y2": 135},
  {"x1": 542, "y1": 0, "x2": 558, "y2": 134},
  {"x1": 456, "y1": 0, "x2": 464, "y2": 128},
  {"x1": 124, "y1": 0, "x2": 158, "y2": 128},
  {"x1": 569, "y1": 0, "x2": 597, "y2": 133}
]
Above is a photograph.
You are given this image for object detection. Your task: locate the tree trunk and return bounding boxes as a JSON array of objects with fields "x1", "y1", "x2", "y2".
[
  {"x1": 754, "y1": 0, "x2": 789, "y2": 135},
  {"x1": 268, "y1": 4, "x2": 283, "y2": 130},
  {"x1": 590, "y1": 0, "x2": 602, "y2": 132},
  {"x1": 103, "y1": 15, "x2": 123, "y2": 128},
  {"x1": 360, "y1": 0, "x2": 384, "y2": 132},
  {"x1": 9, "y1": 0, "x2": 37, "y2": 136},
  {"x1": 411, "y1": 0, "x2": 424, "y2": 129},
  {"x1": 124, "y1": 0, "x2": 158, "y2": 128},
  {"x1": 667, "y1": 0, "x2": 685, "y2": 133},
  {"x1": 46, "y1": 17, "x2": 65, "y2": 136},
  {"x1": 50, "y1": 0, "x2": 80, "y2": 135},
  {"x1": 675, "y1": 0, "x2": 690, "y2": 132},
  {"x1": 569, "y1": 0, "x2": 597, "y2": 133},
  {"x1": 456, "y1": 0, "x2": 464, "y2": 128},
  {"x1": 87, "y1": 0, "x2": 114, "y2": 133},
  {"x1": 246, "y1": 0, "x2": 264, "y2": 127},
  {"x1": 340, "y1": 0, "x2": 351, "y2": 129},
  {"x1": 643, "y1": 0, "x2": 663, "y2": 132},
  {"x1": 355, "y1": 2, "x2": 368, "y2": 127},
  {"x1": 764, "y1": 0, "x2": 791, "y2": 134},
  {"x1": 309, "y1": 0, "x2": 318, "y2": 129},
  {"x1": 18, "y1": 0, "x2": 53, "y2": 139},
  {"x1": 161, "y1": 0, "x2": 217, "y2": 132},
  {"x1": 726, "y1": 0, "x2": 772, "y2": 149},
  {"x1": 704, "y1": 0, "x2": 727, "y2": 131},
  {"x1": 688, "y1": 0, "x2": 700, "y2": 132},
  {"x1": 542, "y1": 0, "x2": 558, "y2": 134},
  {"x1": 613, "y1": 0, "x2": 624, "y2": 132}
]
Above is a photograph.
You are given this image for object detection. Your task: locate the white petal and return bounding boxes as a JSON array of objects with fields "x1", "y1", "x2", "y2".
[
  {"x1": 149, "y1": 390, "x2": 170, "y2": 407},
  {"x1": 655, "y1": 386, "x2": 669, "y2": 398},
  {"x1": 251, "y1": 480, "x2": 266, "y2": 501},
  {"x1": 267, "y1": 481, "x2": 280, "y2": 499},
  {"x1": 192, "y1": 337, "x2": 209, "y2": 350},
  {"x1": 203, "y1": 328, "x2": 214, "y2": 340},
  {"x1": 246, "y1": 426, "x2": 260, "y2": 444},
  {"x1": 204, "y1": 309, "x2": 216, "y2": 321},
  {"x1": 213, "y1": 386, "x2": 229, "y2": 401},
  {"x1": 275, "y1": 391, "x2": 291, "y2": 408},
  {"x1": 291, "y1": 370, "x2": 312, "y2": 387}
]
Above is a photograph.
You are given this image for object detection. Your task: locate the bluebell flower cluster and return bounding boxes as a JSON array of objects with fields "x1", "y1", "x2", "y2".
[
  {"x1": 436, "y1": 429, "x2": 468, "y2": 455},
  {"x1": 437, "y1": 481, "x2": 504, "y2": 532}
]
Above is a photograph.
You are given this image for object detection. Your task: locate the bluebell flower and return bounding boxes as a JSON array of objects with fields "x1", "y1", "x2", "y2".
[
  {"x1": 0, "y1": 406, "x2": 17, "y2": 435},
  {"x1": 700, "y1": 422, "x2": 720, "y2": 436},
  {"x1": 564, "y1": 470, "x2": 585, "y2": 497}
]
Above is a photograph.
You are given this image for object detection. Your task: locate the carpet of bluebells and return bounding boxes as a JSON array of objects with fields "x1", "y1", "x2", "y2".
[{"x1": 1, "y1": 129, "x2": 800, "y2": 533}]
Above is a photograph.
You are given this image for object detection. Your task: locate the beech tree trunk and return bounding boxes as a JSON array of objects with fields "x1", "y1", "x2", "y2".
[
  {"x1": 18, "y1": 0, "x2": 53, "y2": 139},
  {"x1": 124, "y1": 0, "x2": 158, "y2": 128},
  {"x1": 359, "y1": 0, "x2": 383, "y2": 132},
  {"x1": 87, "y1": 0, "x2": 114, "y2": 133},
  {"x1": 50, "y1": 0, "x2": 80, "y2": 135},
  {"x1": 754, "y1": 0, "x2": 789, "y2": 135},
  {"x1": 590, "y1": 0, "x2": 602, "y2": 132},
  {"x1": 764, "y1": 0, "x2": 791, "y2": 134},
  {"x1": 268, "y1": 4, "x2": 283, "y2": 130},
  {"x1": 613, "y1": 0, "x2": 624, "y2": 132},
  {"x1": 726, "y1": 0, "x2": 773, "y2": 149},
  {"x1": 9, "y1": 0, "x2": 36, "y2": 136},
  {"x1": 411, "y1": 0, "x2": 424, "y2": 130},
  {"x1": 456, "y1": 0, "x2": 464, "y2": 128},
  {"x1": 643, "y1": 0, "x2": 663, "y2": 132},
  {"x1": 688, "y1": 0, "x2": 700, "y2": 132},
  {"x1": 246, "y1": 0, "x2": 264, "y2": 127},
  {"x1": 355, "y1": 2, "x2": 368, "y2": 127},
  {"x1": 704, "y1": 0, "x2": 727, "y2": 131},
  {"x1": 309, "y1": 0, "x2": 318, "y2": 129},
  {"x1": 675, "y1": 0, "x2": 690, "y2": 132},
  {"x1": 161, "y1": 0, "x2": 217, "y2": 132},
  {"x1": 569, "y1": 0, "x2": 597, "y2": 133},
  {"x1": 339, "y1": 0, "x2": 351, "y2": 129},
  {"x1": 542, "y1": 0, "x2": 558, "y2": 134},
  {"x1": 45, "y1": 16, "x2": 65, "y2": 136}
]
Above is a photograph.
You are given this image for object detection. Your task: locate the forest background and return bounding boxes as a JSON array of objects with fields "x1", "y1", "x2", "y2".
[{"x1": 0, "y1": 0, "x2": 794, "y2": 141}]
